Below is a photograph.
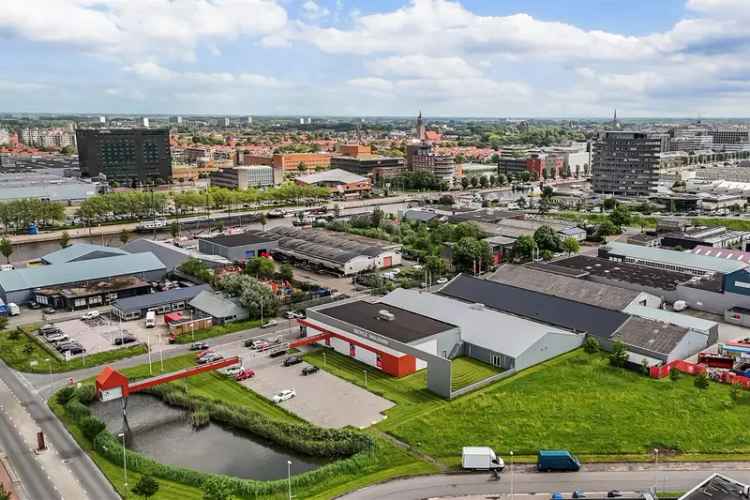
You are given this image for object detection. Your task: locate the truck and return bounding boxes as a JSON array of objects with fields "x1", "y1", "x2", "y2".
[
  {"x1": 145, "y1": 311, "x2": 156, "y2": 328},
  {"x1": 8, "y1": 303, "x2": 20, "y2": 316},
  {"x1": 537, "y1": 450, "x2": 581, "y2": 472},
  {"x1": 462, "y1": 447, "x2": 504, "y2": 471}
]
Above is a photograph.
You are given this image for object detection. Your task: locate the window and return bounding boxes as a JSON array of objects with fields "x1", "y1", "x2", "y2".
[
  {"x1": 35, "y1": 295, "x2": 48, "y2": 305},
  {"x1": 88, "y1": 295, "x2": 102, "y2": 305},
  {"x1": 74, "y1": 298, "x2": 86, "y2": 307},
  {"x1": 491, "y1": 354, "x2": 504, "y2": 368}
]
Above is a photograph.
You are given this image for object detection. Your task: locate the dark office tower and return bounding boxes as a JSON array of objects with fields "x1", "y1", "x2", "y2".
[
  {"x1": 592, "y1": 131, "x2": 667, "y2": 197},
  {"x1": 75, "y1": 128, "x2": 172, "y2": 183}
]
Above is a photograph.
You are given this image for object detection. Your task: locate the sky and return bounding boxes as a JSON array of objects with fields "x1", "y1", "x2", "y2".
[{"x1": 1, "y1": 0, "x2": 750, "y2": 118}]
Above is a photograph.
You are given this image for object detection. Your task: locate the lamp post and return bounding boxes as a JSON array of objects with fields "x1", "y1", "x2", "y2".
[
  {"x1": 509, "y1": 450, "x2": 514, "y2": 499},
  {"x1": 287, "y1": 460, "x2": 292, "y2": 499},
  {"x1": 118, "y1": 432, "x2": 128, "y2": 497}
]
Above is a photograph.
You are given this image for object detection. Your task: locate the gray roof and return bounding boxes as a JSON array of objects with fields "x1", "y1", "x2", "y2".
[
  {"x1": 295, "y1": 169, "x2": 368, "y2": 185},
  {"x1": 402, "y1": 209, "x2": 440, "y2": 223},
  {"x1": 201, "y1": 230, "x2": 279, "y2": 248},
  {"x1": 0, "y1": 182, "x2": 98, "y2": 202},
  {"x1": 604, "y1": 241, "x2": 747, "y2": 274},
  {"x1": 622, "y1": 304, "x2": 718, "y2": 334},
  {"x1": 112, "y1": 285, "x2": 211, "y2": 313},
  {"x1": 123, "y1": 239, "x2": 230, "y2": 271},
  {"x1": 439, "y1": 274, "x2": 629, "y2": 338},
  {"x1": 613, "y1": 316, "x2": 690, "y2": 357},
  {"x1": 42, "y1": 243, "x2": 127, "y2": 265},
  {"x1": 189, "y1": 290, "x2": 248, "y2": 319},
  {"x1": 268, "y1": 226, "x2": 400, "y2": 265},
  {"x1": 381, "y1": 288, "x2": 578, "y2": 358},
  {"x1": 490, "y1": 265, "x2": 642, "y2": 311},
  {"x1": 0, "y1": 253, "x2": 166, "y2": 293}
]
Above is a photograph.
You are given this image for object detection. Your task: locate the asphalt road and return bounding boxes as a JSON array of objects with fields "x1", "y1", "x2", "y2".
[
  {"x1": 0, "y1": 359, "x2": 119, "y2": 500},
  {"x1": 340, "y1": 469, "x2": 750, "y2": 499}
]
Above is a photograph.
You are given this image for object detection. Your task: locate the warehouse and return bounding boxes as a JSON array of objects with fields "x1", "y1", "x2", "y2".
[
  {"x1": 490, "y1": 265, "x2": 662, "y2": 310},
  {"x1": 612, "y1": 316, "x2": 707, "y2": 365},
  {"x1": 268, "y1": 226, "x2": 401, "y2": 275},
  {"x1": 41, "y1": 243, "x2": 128, "y2": 265},
  {"x1": 188, "y1": 290, "x2": 248, "y2": 324},
  {"x1": 623, "y1": 304, "x2": 719, "y2": 346},
  {"x1": 112, "y1": 284, "x2": 211, "y2": 320},
  {"x1": 198, "y1": 231, "x2": 279, "y2": 262},
  {"x1": 600, "y1": 241, "x2": 747, "y2": 276},
  {"x1": 0, "y1": 252, "x2": 166, "y2": 304},
  {"x1": 124, "y1": 239, "x2": 231, "y2": 271},
  {"x1": 33, "y1": 276, "x2": 152, "y2": 311}
]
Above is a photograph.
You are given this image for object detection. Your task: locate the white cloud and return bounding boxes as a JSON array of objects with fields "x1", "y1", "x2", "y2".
[
  {"x1": 302, "y1": 1, "x2": 330, "y2": 20},
  {"x1": 0, "y1": 0, "x2": 288, "y2": 61},
  {"x1": 125, "y1": 62, "x2": 290, "y2": 89},
  {"x1": 0, "y1": 80, "x2": 49, "y2": 92},
  {"x1": 367, "y1": 55, "x2": 482, "y2": 79}
]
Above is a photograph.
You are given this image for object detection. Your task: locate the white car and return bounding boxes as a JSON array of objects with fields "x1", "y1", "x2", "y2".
[
  {"x1": 272, "y1": 389, "x2": 296, "y2": 404},
  {"x1": 81, "y1": 310, "x2": 100, "y2": 320},
  {"x1": 221, "y1": 365, "x2": 244, "y2": 377},
  {"x1": 261, "y1": 320, "x2": 278, "y2": 329},
  {"x1": 436, "y1": 277, "x2": 448, "y2": 284}
]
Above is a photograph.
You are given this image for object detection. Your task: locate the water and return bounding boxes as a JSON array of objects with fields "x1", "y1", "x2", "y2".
[{"x1": 90, "y1": 394, "x2": 329, "y2": 481}]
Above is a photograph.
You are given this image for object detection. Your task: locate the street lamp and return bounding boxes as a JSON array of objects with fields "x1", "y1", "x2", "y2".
[
  {"x1": 287, "y1": 460, "x2": 292, "y2": 499},
  {"x1": 118, "y1": 432, "x2": 128, "y2": 497},
  {"x1": 509, "y1": 450, "x2": 514, "y2": 499}
]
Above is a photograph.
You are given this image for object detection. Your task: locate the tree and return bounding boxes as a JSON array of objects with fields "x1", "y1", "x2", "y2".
[
  {"x1": 497, "y1": 173, "x2": 507, "y2": 186},
  {"x1": 669, "y1": 367, "x2": 680, "y2": 381},
  {"x1": 460, "y1": 177, "x2": 470, "y2": 190},
  {"x1": 60, "y1": 231, "x2": 71, "y2": 249},
  {"x1": 202, "y1": 477, "x2": 233, "y2": 500},
  {"x1": 259, "y1": 212, "x2": 268, "y2": 231},
  {"x1": 596, "y1": 220, "x2": 620, "y2": 238},
  {"x1": 583, "y1": 336, "x2": 599, "y2": 354},
  {"x1": 452, "y1": 237, "x2": 492, "y2": 274},
  {"x1": 513, "y1": 235, "x2": 536, "y2": 261},
  {"x1": 132, "y1": 475, "x2": 160, "y2": 499},
  {"x1": 0, "y1": 238, "x2": 12, "y2": 263},
  {"x1": 169, "y1": 221, "x2": 179, "y2": 239},
  {"x1": 603, "y1": 198, "x2": 617, "y2": 211},
  {"x1": 489, "y1": 175, "x2": 497, "y2": 187},
  {"x1": 561, "y1": 237, "x2": 580, "y2": 256},
  {"x1": 245, "y1": 257, "x2": 275, "y2": 280},
  {"x1": 694, "y1": 371, "x2": 710, "y2": 390},
  {"x1": 278, "y1": 263, "x2": 294, "y2": 282},
  {"x1": 479, "y1": 176, "x2": 489, "y2": 188},
  {"x1": 297, "y1": 161, "x2": 306, "y2": 172},
  {"x1": 0, "y1": 483, "x2": 10, "y2": 500},
  {"x1": 608, "y1": 341, "x2": 628, "y2": 368},
  {"x1": 533, "y1": 225, "x2": 562, "y2": 252},
  {"x1": 541, "y1": 186, "x2": 554, "y2": 199},
  {"x1": 119, "y1": 229, "x2": 129, "y2": 246},
  {"x1": 609, "y1": 205, "x2": 632, "y2": 227},
  {"x1": 80, "y1": 416, "x2": 106, "y2": 441},
  {"x1": 370, "y1": 207, "x2": 385, "y2": 228},
  {"x1": 470, "y1": 176, "x2": 479, "y2": 188}
]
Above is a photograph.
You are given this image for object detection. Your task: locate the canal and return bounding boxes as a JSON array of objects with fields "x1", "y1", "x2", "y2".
[{"x1": 91, "y1": 393, "x2": 330, "y2": 481}]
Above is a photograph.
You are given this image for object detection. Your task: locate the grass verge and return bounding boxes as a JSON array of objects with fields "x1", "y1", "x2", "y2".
[
  {"x1": 450, "y1": 357, "x2": 503, "y2": 391},
  {"x1": 0, "y1": 324, "x2": 147, "y2": 374},
  {"x1": 170, "y1": 319, "x2": 262, "y2": 344}
]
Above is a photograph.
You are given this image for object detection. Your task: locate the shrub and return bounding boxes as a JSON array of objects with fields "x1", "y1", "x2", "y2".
[
  {"x1": 669, "y1": 367, "x2": 680, "y2": 381},
  {"x1": 608, "y1": 341, "x2": 628, "y2": 368},
  {"x1": 132, "y1": 475, "x2": 160, "y2": 499},
  {"x1": 64, "y1": 398, "x2": 91, "y2": 423},
  {"x1": 76, "y1": 384, "x2": 98, "y2": 404},
  {"x1": 80, "y1": 416, "x2": 107, "y2": 442},
  {"x1": 694, "y1": 372, "x2": 710, "y2": 390},
  {"x1": 583, "y1": 336, "x2": 599, "y2": 354},
  {"x1": 730, "y1": 383, "x2": 742, "y2": 402},
  {"x1": 56, "y1": 386, "x2": 77, "y2": 406}
]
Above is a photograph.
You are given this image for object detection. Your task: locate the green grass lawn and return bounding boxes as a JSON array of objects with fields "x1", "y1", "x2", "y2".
[
  {"x1": 0, "y1": 325, "x2": 147, "y2": 374},
  {"x1": 170, "y1": 319, "x2": 262, "y2": 344},
  {"x1": 450, "y1": 357, "x2": 503, "y2": 391}
]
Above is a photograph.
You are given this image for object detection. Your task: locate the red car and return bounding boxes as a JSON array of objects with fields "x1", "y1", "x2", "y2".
[
  {"x1": 195, "y1": 349, "x2": 212, "y2": 359},
  {"x1": 235, "y1": 369, "x2": 255, "y2": 381}
]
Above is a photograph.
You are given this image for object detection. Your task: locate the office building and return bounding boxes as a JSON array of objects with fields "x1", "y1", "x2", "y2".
[
  {"x1": 406, "y1": 141, "x2": 455, "y2": 181},
  {"x1": 75, "y1": 128, "x2": 172, "y2": 183},
  {"x1": 338, "y1": 144, "x2": 372, "y2": 157},
  {"x1": 294, "y1": 169, "x2": 371, "y2": 196},
  {"x1": 210, "y1": 165, "x2": 278, "y2": 190},
  {"x1": 238, "y1": 151, "x2": 331, "y2": 175},
  {"x1": 18, "y1": 128, "x2": 75, "y2": 149},
  {"x1": 592, "y1": 131, "x2": 667, "y2": 196},
  {"x1": 331, "y1": 155, "x2": 405, "y2": 181},
  {"x1": 710, "y1": 128, "x2": 749, "y2": 145}
]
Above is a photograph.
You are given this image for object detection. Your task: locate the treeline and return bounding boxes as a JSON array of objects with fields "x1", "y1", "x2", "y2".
[{"x1": 0, "y1": 198, "x2": 66, "y2": 233}]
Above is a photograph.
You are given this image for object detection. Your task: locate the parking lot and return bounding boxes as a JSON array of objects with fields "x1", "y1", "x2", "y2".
[
  {"x1": 44, "y1": 316, "x2": 143, "y2": 358},
  {"x1": 212, "y1": 333, "x2": 394, "y2": 429}
]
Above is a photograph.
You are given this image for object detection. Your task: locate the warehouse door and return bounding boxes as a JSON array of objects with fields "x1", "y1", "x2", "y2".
[{"x1": 382, "y1": 256, "x2": 392, "y2": 268}]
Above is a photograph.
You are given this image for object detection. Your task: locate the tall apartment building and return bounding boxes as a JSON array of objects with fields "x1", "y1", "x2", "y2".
[
  {"x1": 498, "y1": 152, "x2": 563, "y2": 179},
  {"x1": 75, "y1": 128, "x2": 172, "y2": 183},
  {"x1": 210, "y1": 166, "x2": 277, "y2": 190},
  {"x1": 592, "y1": 131, "x2": 667, "y2": 197},
  {"x1": 18, "y1": 128, "x2": 75, "y2": 149},
  {"x1": 710, "y1": 128, "x2": 749, "y2": 145},
  {"x1": 406, "y1": 142, "x2": 455, "y2": 181}
]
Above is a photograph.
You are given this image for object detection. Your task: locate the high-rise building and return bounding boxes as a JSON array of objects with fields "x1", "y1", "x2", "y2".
[
  {"x1": 99, "y1": 116, "x2": 106, "y2": 124},
  {"x1": 416, "y1": 111, "x2": 426, "y2": 141},
  {"x1": 141, "y1": 117, "x2": 150, "y2": 128},
  {"x1": 176, "y1": 116, "x2": 183, "y2": 125},
  {"x1": 406, "y1": 141, "x2": 455, "y2": 181},
  {"x1": 224, "y1": 117, "x2": 230, "y2": 127},
  {"x1": 246, "y1": 116, "x2": 253, "y2": 124},
  {"x1": 75, "y1": 128, "x2": 172, "y2": 183},
  {"x1": 710, "y1": 128, "x2": 749, "y2": 145},
  {"x1": 592, "y1": 131, "x2": 667, "y2": 197}
]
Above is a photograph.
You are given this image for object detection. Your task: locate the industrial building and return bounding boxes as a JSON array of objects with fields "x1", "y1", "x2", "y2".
[
  {"x1": 124, "y1": 239, "x2": 231, "y2": 271},
  {"x1": 294, "y1": 169, "x2": 372, "y2": 197},
  {"x1": 198, "y1": 231, "x2": 280, "y2": 262},
  {"x1": 41, "y1": 243, "x2": 128, "y2": 265},
  {"x1": 33, "y1": 276, "x2": 152, "y2": 311},
  {"x1": 0, "y1": 252, "x2": 166, "y2": 304},
  {"x1": 75, "y1": 128, "x2": 172, "y2": 183},
  {"x1": 600, "y1": 242, "x2": 748, "y2": 276},
  {"x1": 331, "y1": 155, "x2": 405, "y2": 181},
  {"x1": 188, "y1": 290, "x2": 248, "y2": 324},
  {"x1": 267, "y1": 226, "x2": 402, "y2": 275},
  {"x1": 210, "y1": 165, "x2": 279, "y2": 189},
  {"x1": 112, "y1": 284, "x2": 211, "y2": 320},
  {"x1": 660, "y1": 226, "x2": 748, "y2": 250}
]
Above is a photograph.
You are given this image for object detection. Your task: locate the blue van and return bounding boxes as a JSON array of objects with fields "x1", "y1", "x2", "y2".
[{"x1": 537, "y1": 450, "x2": 581, "y2": 472}]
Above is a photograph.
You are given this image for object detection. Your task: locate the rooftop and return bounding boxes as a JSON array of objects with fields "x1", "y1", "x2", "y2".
[
  {"x1": 489, "y1": 265, "x2": 642, "y2": 311},
  {"x1": 295, "y1": 169, "x2": 368, "y2": 185},
  {"x1": 268, "y1": 226, "x2": 399, "y2": 265},
  {"x1": 544, "y1": 255, "x2": 692, "y2": 291},
  {"x1": 41, "y1": 243, "x2": 128, "y2": 265},
  {"x1": 613, "y1": 316, "x2": 691, "y2": 357},
  {"x1": 689, "y1": 245, "x2": 750, "y2": 264},
  {"x1": 679, "y1": 474, "x2": 749, "y2": 500},
  {"x1": 438, "y1": 274, "x2": 629, "y2": 338},
  {"x1": 36, "y1": 276, "x2": 150, "y2": 299},
  {"x1": 200, "y1": 230, "x2": 279, "y2": 248},
  {"x1": 112, "y1": 284, "x2": 211, "y2": 313},
  {"x1": 623, "y1": 304, "x2": 718, "y2": 333},
  {"x1": 189, "y1": 290, "x2": 247, "y2": 319},
  {"x1": 319, "y1": 299, "x2": 456, "y2": 343},
  {"x1": 603, "y1": 241, "x2": 747, "y2": 274}
]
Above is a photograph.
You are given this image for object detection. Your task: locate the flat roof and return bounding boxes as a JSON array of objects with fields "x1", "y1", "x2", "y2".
[
  {"x1": 548, "y1": 255, "x2": 692, "y2": 291},
  {"x1": 112, "y1": 285, "x2": 211, "y2": 313},
  {"x1": 295, "y1": 169, "x2": 367, "y2": 185},
  {"x1": 42, "y1": 243, "x2": 127, "y2": 265},
  {"x1": 604, "y1": 241, "x2": 747, "y2": 274},
  {"x1": 613, "y1": 316, "x2": 690, "y2": 357},
  {"x1": 679, "y1": 474, "x2": 749, "y2": 500},
  {"x1": 439, "y1": 274, "x2": 629, "y2": 338},
  {"x1": 319, "y1": 300, "x2": 456, "y2": 343},
  {"x1": 623, "y1": 304, "x2": 718, "y2": 333},
  {"x1": 490, "y1": 265, "x2": 641, "y2": 311},
  {"x1": 201, "y1": 230, "x2": 279, "y2": 248}
]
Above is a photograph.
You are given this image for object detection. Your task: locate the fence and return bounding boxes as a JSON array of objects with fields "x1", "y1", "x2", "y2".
[{"x1": 650, "y1": 359, "x2": 750, "y2": 389}]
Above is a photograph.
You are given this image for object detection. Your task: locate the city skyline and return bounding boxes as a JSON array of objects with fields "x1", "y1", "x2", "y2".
[{"x1": 2, "y1": 0, "x2": 750, "y2": 117}]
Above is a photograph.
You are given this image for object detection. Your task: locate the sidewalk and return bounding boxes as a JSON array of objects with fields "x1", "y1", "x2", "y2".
[{"x1": 0, "y1": 377, "x2": 90, "y2": 500}]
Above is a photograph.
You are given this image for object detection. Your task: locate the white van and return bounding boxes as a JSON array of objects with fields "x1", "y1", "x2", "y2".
[
  {"x1": 462, "y1": 447, "x2": 504, "y2": 471},
  {"x1": 145, "y1": 311, "x2": 156, "y2": 328},
  {"x1": 0, "y1": 264, "x2": 14, "y2": 272}
]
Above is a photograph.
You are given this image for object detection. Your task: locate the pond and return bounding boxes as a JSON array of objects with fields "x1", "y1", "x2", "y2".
[{"x1": 90, "y1": 393, "x2": 330, "y2": 481}]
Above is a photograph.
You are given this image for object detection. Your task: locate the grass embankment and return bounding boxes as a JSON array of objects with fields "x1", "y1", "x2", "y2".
[
  {"x1": 557, "y1": 211, "x2": 658, "y2": 228},
  {"x1": 692, "y1": 217, "x2": 750, "y2": 231},
  {"x1": 170, "y1": 319, "x2": 262, "y2": 344},
  {"x1": 0, "y1": 324, "x2": 147, "y2": 374},
  {"x1": 306, "y1": 349, "x2": 750, "y2": 467},
  {"x1": 450, "y1": 357, "x2": 503, "y2": 391},
  {"x1": 53, "y1": 353, "x2": 437, "y2": 499}
]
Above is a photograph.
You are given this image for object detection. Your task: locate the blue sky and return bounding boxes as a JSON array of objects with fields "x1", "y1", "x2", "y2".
[{"x1": 1, "y1": 0, "x2": 749, "y2": 117}]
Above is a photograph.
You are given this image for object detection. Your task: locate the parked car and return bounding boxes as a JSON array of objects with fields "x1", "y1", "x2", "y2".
[
  {"x1": 81, "y1": 310, "x2": 100, "y2": 320},
  {"x1": 247, "y1": 339, "x2": 270, "y2": 350},
  {"x1": 235, "y1": 369, "x2": 255, "y2": 381},
  {"x1": 189, "y1": 342, "x2": 209, "y2": 351},
  {"x1": 573, "y1": 491, "x2": 586, "y2": 499},
  {"x1": 113, "y1": 335, "x2": 137, "y2": 346},
  {"x1": 537, "y1": 450, "x2": 581, "y2": 472},
  {"x1": 284, "y1": 311, "x2": 303, "y2": 319},
  {"x1": 221, "y1": 365, "x2": 244, "y2": 377},
  {"x1": 43, "y1": 307, "x2": 56, "y2": 315},
  {"x1": 271, "y1": 389, "x2": 296, "y2": 404},
  {"x1": 39, "y1": 325, "x2": 61, "y2": 336},
  {"x1": 261, "y1": 320, "x2": 278, "y2": 328},
  {"x1": 197, "y1": 353, "x2": 223, "y2": 364},
  {"x1": 57, "y1": 343, "x2": 84, "y2": 354},
  {"x1": 301, "y1": 365, "x2": 319, "y2": 376},
  {"x1": 607, "y1": 491, "x2": 623, "y2": 498},
  {"x1": 436, "y1": 277, "x2": 448, "y2": 284},
  {"x1": 45, "y1": 333, "x2": 69, "y2": 343},
  {"x1": 283, "y1": 356, "x2": 303, "y2": 367},
  {"x1": 269, "y1": 349, "x2": 287, "y2": 358},
  {"x1": 28, "y1": 302, "x2": 41, "y2": 310}
]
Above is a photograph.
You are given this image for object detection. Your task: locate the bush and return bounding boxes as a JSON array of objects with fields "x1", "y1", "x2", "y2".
[
  {"x1": 583, "y1": 336, "x2": 599, "y2": 354},
  {"x1": 669, "y1": 367, "x2": 680, "y2": 381},
  {"x1": 64, "y1": 398, "x2": 92, "y2": 423},
  {"x1": 80, "y1": 415, "x2": 107, "y2": 442},
  {"x1": 694, "y1": 372, "x2": 710, "y2": 390},
  {"x1": 76, "y1": 384, "x2": 98, "y2": 404},
  {"x1": 56, "y1": 386, "x2": 77, "y2": 406},
  {"x1": 608, "y1": 341, "x2": 628, "y2": 368},
  {"x1": 132, "y1": 475, "x2": 160, "y2": 498}
]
